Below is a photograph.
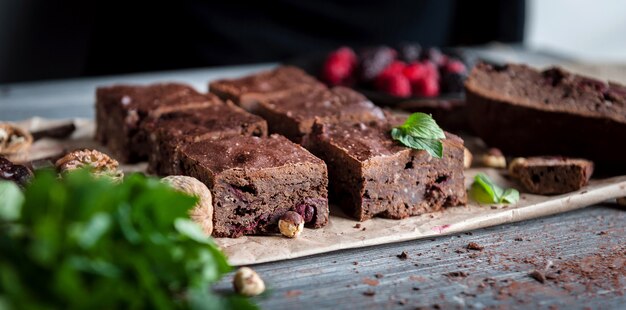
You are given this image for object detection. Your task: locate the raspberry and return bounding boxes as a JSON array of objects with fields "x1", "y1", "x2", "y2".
[
  {"x1": 380, "y1": 61, "x2": 406, "y2": 77},
  {"x1": 412, "y1": 75, "x2": 440, "y2": 97},
  {"x1": 402, "y1": 62, "x2": 428, "y2": 83},
  {"x1": 358, "y1": 46, "x2": 397, "y2": 82},
  {"x1": 377, "y1": 74, "x2": 411, "y2": 98},
  {"x1": 443, "y1": 59, "x2": 467, "y2": 75},
  {"x1": 322, "y1": 47, "x2": 357, "y2": 86},
  {"x1": 398, "y1": 43, "x2": 421, "y2": 62},
  {"x1": 421, "y1": 60, "x2": 440, "y2": 81}
]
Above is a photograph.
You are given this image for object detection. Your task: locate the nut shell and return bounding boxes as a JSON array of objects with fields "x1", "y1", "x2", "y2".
[
  {"x1": 161, "y1": 175, "x2": 213, "y2": 235},
  {"x1": 480, "y1": 148, "x2": 506, "y2": 169},
  {"x1": 233, "y1": 267, "x2": 265, "y2": 297},
  {"x1": 55, "y1": 149, "x2": 123, "y2": 182},
  {"x1": 0, "y1": 123, "x2": 33, "y2": 161},
  {"x1": 278, "y1": 211, "x2": 304, "y2": 238}
]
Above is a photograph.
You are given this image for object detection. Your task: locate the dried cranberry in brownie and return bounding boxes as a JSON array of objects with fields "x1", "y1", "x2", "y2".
[
  {"x1": 465, "y1": 62, "x2": 626, "y2": 173},
  {"x1": 145, "y1": 101, "x2": 268, "y2": 176},
  {"x1": 309, "y1": 121, "x2": 466, "y2": 221},
  {"x1": 209, "y1": 66, "x2": 327, "y2": 112},
  {"x1": 179, "y1": 134, "x2": 328, "y2": 238},
  {"x1": 95, "y1": 83, "x2": 218, "y2": 163},
  {"x1": 256, "y1": 86, "x2": 385, "y2": 144},
  {"x1": 509, "y1": 156, "x2": 594, "y2": 195}
]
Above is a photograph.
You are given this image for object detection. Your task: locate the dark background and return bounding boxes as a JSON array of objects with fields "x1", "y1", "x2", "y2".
[{"x1": 0, "y1": 0, "x2": 525, "y2": 83}]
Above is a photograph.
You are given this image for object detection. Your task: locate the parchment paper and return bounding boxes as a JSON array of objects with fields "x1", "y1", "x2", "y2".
[{"x1": 13, "y1": 118, "x2": 626, "y2": 266}]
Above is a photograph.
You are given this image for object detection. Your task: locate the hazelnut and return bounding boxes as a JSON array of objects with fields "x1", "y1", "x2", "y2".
[
  {"x1": 161, "y1": 175, "x2": 213, "y2": 235},
  {"x1": 0, "y1": 123, "x2": 33, "y2": 161},
  {"x1": 617, "y1": 197, "x2": 626, "y2": 207},
  {"x1": 233, "y1": 267, "x2": 265, "y2": 297},
  {"x1": 508, "y1": 157, "x2": 527, "y2": 178},
  {"x1": 278, "y1": 211, "x2": 304, "y2": 238},
  {"x1": 55, "y1": 149, "x2": 123, "y2": 182},
  {"x1": 463, "y1": 147, "x2": 473, "y2": 169},
  {"x1": 480, "y1": 148, "x2": 506, "y2": 169}
]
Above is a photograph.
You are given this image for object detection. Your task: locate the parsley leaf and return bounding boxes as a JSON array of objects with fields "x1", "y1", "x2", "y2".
[
  {"x1": 0, "y1": 169, "x2": 257, "y2": 310},
  {"x1": 470, "y1": 173, "x2": 520, "y2": 204},
  {"x1": 391, "y1": 113, "x2": 445, "y2": 158}
]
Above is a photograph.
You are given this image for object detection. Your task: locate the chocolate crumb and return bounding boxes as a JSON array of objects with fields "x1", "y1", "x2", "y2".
[
  {"x1": 362, "y1": 277, "x2": 379, "y2": 286},
  {"x1": 529, "y1": 270, "x2": 546, "y2": 284},
  {"x1": 397, "y1": 251, "x2": 409, "y2": 260},
  {"x1": 284, "y1": 290, "x2": 302, "y2": 298},
  {"x1": 353, "y1": 223, "x2": 361, "y2": 229},
  {"x1": 597, "y1": 231, "x2": 608, "y2": 235},
  {"x1": 375, "y1": 273, "x2": 384, "y2": 279},
  {"x1": 514, "y1": 237, "x2": 523, "y2": 241},
  {"x1": 352, "y1": 262, "x2": 358, "y2": 265},
  {"x1": 362, "y1": 227, "x2": 367, "y2": 231},
  {"x1": 413, "y1": 287, "x2": 420, "y2": 291},
  {"x1": 464, "y1": 232, "x2": 473, "y2": 236},
  {"x1": 445, "y1": 271, "x2": 469, "y2": 278},
  {"x1": 398, "y1": 299, "x2": 407, "y2": 305},
  {"x1": 467, "y1": 242, "x2": 484, "y2": 251},
  {"x1": 363, "y1": 290, "x2": 376, "y2": 297}
]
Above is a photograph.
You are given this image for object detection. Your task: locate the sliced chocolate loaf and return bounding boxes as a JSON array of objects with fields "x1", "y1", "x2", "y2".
[
  {"x1": 508, "y1": 156, "x2": 594, "y2": 195},
  {"x1": 465, "y1": 62, "x2": 626, "y2": 174}
]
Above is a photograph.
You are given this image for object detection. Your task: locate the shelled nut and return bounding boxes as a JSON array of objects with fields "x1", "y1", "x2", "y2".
[
  {"x1": 233, "y1": 267, "x2": 265, "y2": 297},
  {"x1": 278, "y1": 211, "x2": 304, "y2": 238},
  {"x1": 480, "y1": 148, "x2": 506, "y2": 169},
  {"x1": 161, "y1": 175, "x2": 213, "y2": 235},
  {"x1": 0, "y1": 123, "x2": 33, "y2": 161},
  {"x1": 508, "y1": 157, "x2": 527, "y2": 178},
  {"x1": 463, "y1": 147, "x2": 473, "y2": 169},
  {"x1": 55, "y1": 149, "x2": 123, "y2": 182}
]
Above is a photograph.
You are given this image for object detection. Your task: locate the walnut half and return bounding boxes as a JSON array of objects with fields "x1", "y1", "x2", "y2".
[
  {"x1": 55, "y1": 149, "x2": 123, "y2": 182},
  {"x1": 0, "y1": 123, "x2": 33, "y2": 157}
]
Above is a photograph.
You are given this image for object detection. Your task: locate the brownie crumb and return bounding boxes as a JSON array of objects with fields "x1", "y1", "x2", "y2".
[
  {"x1": 397, "y1": 251, "x2": 409, "y2": 260},
  {"x1": 413, "y1": 287, "x2": 420, "y2": 291},
  {"x1": 445, "y1": 271, "x2": 469, "y2": 278},
  {"x1": 514, "y1": 237, "x2": 523, "y2": 241},
  {"x1": 284, "y1": 290, "x2": 302, "y2": 298},
  {"x1": 529, "y1": 270, "x2": 546, "y2": 284},
  {"x1": 362, "y1": 227, "x2": 367, "y2": 231},
  {"x1": 597, "y1": 231, "x2": 608, "y2": 235},
  {"x1": 353, "y1": 223, "x2": 361, "y2": 229},
  {"x1": 363, "y1": 290, "x2": 376, "y2": 297},
  {"x1": 464, "y1": 232, "x2": 473, "y2": 236},
  {"x1": 467, "y1": 242, "x2": 484, "y2": 251},
  {"x1": 352, "y1": 261, "x2": 359, "y2": 265},
  {"x1": 375, "y1": 273, "x2": 384, "y2": 279},
  {"x1": 362, "y1": 277, "x2": 379, "y2": 286}
]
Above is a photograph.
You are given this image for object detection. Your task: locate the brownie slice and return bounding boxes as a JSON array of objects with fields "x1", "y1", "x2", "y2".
[
  {"x1": 95, "y1": 83, "x2": 218, "y2": 163},
  {"x1": 465, "y1": 62, "x2": 626, "y2": 174},
  {"x1": 145, "y1": 101, "x2": 268, "y2": 176},
  {"x1": 179, "y1": 134, "x2": 329, "y2": 238},
  {"x1": 256, "y1": 86, "x2": 385, "y2": 144},
  {"x1": 308, "y1": 121, "x2": 467, "y2": 221},
  {"x1": 209, "y1": 66, "x2": 327, "y2": 112},
  {"x1": 509, "y1": 157, "x2": 594, "y2": 195}
]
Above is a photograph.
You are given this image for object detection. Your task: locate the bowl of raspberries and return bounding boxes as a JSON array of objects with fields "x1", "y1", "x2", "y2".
[{"x1": 321, "y1": 44, "x2": 469, "y2": 102}]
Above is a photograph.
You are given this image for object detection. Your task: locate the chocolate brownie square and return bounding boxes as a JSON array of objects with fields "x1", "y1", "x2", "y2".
[
  {"x1": 179, "y1": 134, "x2": 329, "y2": 238},
  {"x1": 256, "y1": 86, "x2": 386, "y2": 144},
  {"x1": 145, "y1": 101, "x2": 268, "y2": 176},
  {"x1": 209, "y1": 66, "x2": 327, "y2": 112},
  {"x1": 95, "y1": 83, "x2": 218, "y2": 163},
  {"x1": 309, "y1": 120, "x2": 467, "y2": 221},
  {"x1": 509, "y1": 156, "x2": 594, "y2": 195}
]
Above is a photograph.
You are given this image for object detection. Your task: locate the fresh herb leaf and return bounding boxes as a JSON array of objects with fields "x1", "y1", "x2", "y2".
[
  {"x1": 0, "y1": 169, "x2": 257, "y2": 310},
  {"x1": 391, "y1": 113, "x2": 445, "y2": 158},
  {"x1": 0, "y1": 181, "x2": 23, "y2": 221},
  {"x1": 470, "y1": 173, "x2": 520, "y2": 204}
]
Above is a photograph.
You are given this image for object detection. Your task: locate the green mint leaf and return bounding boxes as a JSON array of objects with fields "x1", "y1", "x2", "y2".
[
  {"x1": 399, "y1": 113, "x2": 446, "y2": 139},
  {"x1": 470, "y1": 173, "x2": 520, "y2": 205},
  {"x1": 500, "y1": 188, "x2": 520, "y2": 204},
  {"x1": 0, "y1": 181, "x2": 24, "y2": 221},
  {"x1": 391, "y1": 113, "x2": 445, "y2": 158}
]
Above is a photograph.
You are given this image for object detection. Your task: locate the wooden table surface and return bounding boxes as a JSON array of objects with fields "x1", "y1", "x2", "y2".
[{"x1": 2, "y1": 52, "x2": 625, "y2": 309}]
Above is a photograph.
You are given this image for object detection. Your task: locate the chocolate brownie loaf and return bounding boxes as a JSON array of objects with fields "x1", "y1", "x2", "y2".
[
  {"x1": 209, "y1": 66, "x2": 327, "y2": 112},
  {"x1": 179, "y1": 134, "x2": 329, "y2": 238},
  {"x1": 145, "y1": 101, "x2": 268, "y2": 176},
  {"x1": 256, "y1": 86, "x2": 385, "y2": 144},
  {"x1": 509, "y1": 157, "x2": 594, "y2": 195},
  {"x1": 465, "y1": 62, "x2": 626, "y2": 173},
  {"x1": 308, "y1": 120, "x2": 466, "y2": 221},
  {"x1": 95, "y1": 84, "x2": 218, "y2": 163}
]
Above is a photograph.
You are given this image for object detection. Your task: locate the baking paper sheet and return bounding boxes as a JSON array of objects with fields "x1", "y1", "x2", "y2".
[{"x1": 14, "y1": 118, "x2": 626, "y2": 266}]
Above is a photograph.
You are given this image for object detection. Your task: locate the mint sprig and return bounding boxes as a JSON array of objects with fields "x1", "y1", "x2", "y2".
[
  {"x1": 391, "y1": 113, "x2": 445, "y2": 158},
  {"x1": 0, "y1": 169, "x2": 257, "y2": 310},
  {"x1": 470, "y1": 173, "x2": 520, "y2": 204}
]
